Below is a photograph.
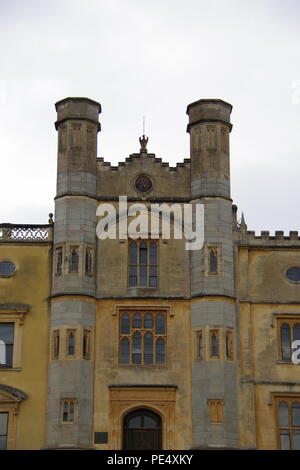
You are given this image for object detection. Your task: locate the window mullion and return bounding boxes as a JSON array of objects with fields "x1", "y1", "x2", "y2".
[
  {"x1": 129, "y1": 332, "x2": 132, "y2": 365},
  {"x1": 138, "y1": 243, "x2": 140, "y2": 283},
  {"x1": 142, "y1": 329, "x2": 144, "y2": 365},
  {"x1": 147, "y1": 243, "x2": 150, "y2": 286}
]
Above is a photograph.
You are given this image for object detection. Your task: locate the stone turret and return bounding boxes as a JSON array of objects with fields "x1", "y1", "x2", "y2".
[
  {"x1": 187, "y1": 99, "x2": 239, "y2": 449},
  {"x1": 45, "y1": 98, "x2": 101, "y2": 449}
]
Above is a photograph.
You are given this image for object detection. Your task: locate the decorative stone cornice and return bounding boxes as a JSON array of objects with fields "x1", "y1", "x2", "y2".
[{"x1": 0, "y1": 384, "x2": 28, "y2": 401}]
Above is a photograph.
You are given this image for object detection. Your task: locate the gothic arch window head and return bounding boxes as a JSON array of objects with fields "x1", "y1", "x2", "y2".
[{"x1": 123, "y1": 408, "x2": 162, "y2": 450}]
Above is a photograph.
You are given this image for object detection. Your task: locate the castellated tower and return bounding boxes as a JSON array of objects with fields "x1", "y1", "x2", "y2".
[
  {"x1": 187, "y1": 100, "x2": 239, "y2": 448},
  {"x1": 46, "y1": 98, "x2": 101, "y2": 448}
]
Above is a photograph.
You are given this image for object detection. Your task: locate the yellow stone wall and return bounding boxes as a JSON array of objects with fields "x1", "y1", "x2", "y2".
[
  {"x1": 0, "y1": 243, "x2": 52, "y2": 449},
  {"x1": 238, "y1": 247, "x2": 300, "y2": 450},
  {"x1": 93, "y1": 298, "x2": 192, "y2": 450}
]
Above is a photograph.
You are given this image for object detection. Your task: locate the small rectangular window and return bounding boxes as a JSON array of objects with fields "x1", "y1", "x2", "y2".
[
  {"x1": 0, "y1": 412, "x2": 8, "y2": 450},
  {"x1": 85, "y1": 248, "x2": 93, "y2": 275},
  {"x1": 208, "y1": 399, "x2": 224, "y2": 424},
  {"x1": 52, "y1": 330, "x2": 60, "y2": 360},
  {"x1": 61, "y1": 399, "x2": 77, "y2": 423},
  {"x1": 69, "y1": 246, "x2": 79, "y2": 273},
  {"x1": 67, "y1": 330, "x2": 76, "y2": 356},
  {"x1": 83, "y1": 330, "x2": 91, "y2": 360},
  {"x1": 210, "y1": 330, "x2": 219, "y2": 358},
  {"x1": 0, "y1": 323, "x2": 14, "y2": 368},
  {"x1": 225, "y1": 331, "x2": 233, "y2": 360},
  {"x1": 56, "y1": 247, "x2": 63, "y2": 275},
  {"x1": 128, "y1": 240, "x2": 158, "y2": 288},
  {"x1": 208, "y1": 248, "x2": 218, "y2": 274},
  {"x1": 196, "y1": 331, "x2": 204, "y2": 360}
]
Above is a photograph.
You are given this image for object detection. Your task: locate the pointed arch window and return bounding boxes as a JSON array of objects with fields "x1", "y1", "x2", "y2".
[
  {"x1": 119, "y1": 310, "x2": 166, "y2": 365},
  {"x1": 132, "y1": 333, "x2": 142, "y2": 364},
  {"x1": 120, "y1": 337, "x2": 130, "y2": 364},
  {"x1": 155, "y1": 338, "x2": 165, "y2": 364},
  {"x1": 225, "y1": 330, "x2": 233, "y2": 360},
  {"x1": 210, "y1": 330, "x2": 219, "y2": 358},
  {"x1": 144, "y1": 332, "x2": 153, "y2": 364},
  {"x1": 69, "y1": 246, "x2": 79, "y2": 273},
  {"x1": 85, "y1": 248, "x2": 93, "y2": 275},
  {"x1": 61, "y1": 399, "x2": 77, "y2": 423},
  {"x1": 67, "y1": 331, "x2": 76, "y2": 356},
  {"x1": 53, "y1": 330, "x2": 60, "y2": 360},
  {"x1": 208, "y1": 248, "x2": 218, "y2": 274},
  {"x1": 196, "y1": 330, "x2": 204, "y2": 360},
  {"x1": 83, "y1": 330, "x2": 91, "y2": 360},
  {"x1": 56, "y1": 247, "x2": 63, "y2": 275},
  {"x1": 278, "y1": 317, "x2": 300, "y2": 361},
  {"x1": 281, "y1": 323, "x2": 291, "y2": 360}
]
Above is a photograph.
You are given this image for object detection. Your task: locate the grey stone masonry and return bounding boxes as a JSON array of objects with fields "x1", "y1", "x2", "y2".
[
  {"x1": 45, "y1": 98, "x2": 101, "y2": 449},
  {"x1": 187, "y1": 99, "x2": 240, "y2": 448}
]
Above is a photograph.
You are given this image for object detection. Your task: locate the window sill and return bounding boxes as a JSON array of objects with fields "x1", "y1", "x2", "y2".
[
  {"x1": 0, "y1": 367, "x2": 22, "y2": 371},
  {"x1": 127, "y1": 287, "x2": 158, "y2": 290},
  {"x1": 276, "y1": 360, "x2": 298, "y2": 365},
  {"x1": 118, "y1": 363, "x2": 167, "y2": 369}
]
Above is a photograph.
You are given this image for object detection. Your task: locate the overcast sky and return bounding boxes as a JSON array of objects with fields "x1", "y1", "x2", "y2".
[{"x1": 0, "y1": 0, "x2": 300, "y2": 234}]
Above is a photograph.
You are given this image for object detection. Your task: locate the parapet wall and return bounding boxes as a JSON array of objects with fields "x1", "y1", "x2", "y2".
[{"x1": 235, "y1": 229, "x2": 300, "y2": 247}]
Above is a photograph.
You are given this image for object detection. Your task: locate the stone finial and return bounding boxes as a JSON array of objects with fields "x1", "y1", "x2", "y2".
[
  {"x1": 139, "y1": 135, "x2": 148, "y2": 153},
  {"x1": 239, "y1": 212, "x2": 247, "y2": 231},
  {"x1": 48, "y1": 213, "x2": 54, "y2": 225}
]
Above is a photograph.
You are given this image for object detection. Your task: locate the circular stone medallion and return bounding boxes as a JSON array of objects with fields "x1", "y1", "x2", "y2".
[{"x1": 135, "y1": 175, "x2": 152, "y2": 193}]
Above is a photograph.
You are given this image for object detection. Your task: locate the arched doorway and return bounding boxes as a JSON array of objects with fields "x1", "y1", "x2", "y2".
[{"x1": 123, "y1": 408, "x2": 162, "y2": 450}]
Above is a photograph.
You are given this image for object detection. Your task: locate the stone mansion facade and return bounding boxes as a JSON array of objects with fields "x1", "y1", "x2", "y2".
[{"x1": 0, "y1": 97, "x2": 300, "y2": 450}]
